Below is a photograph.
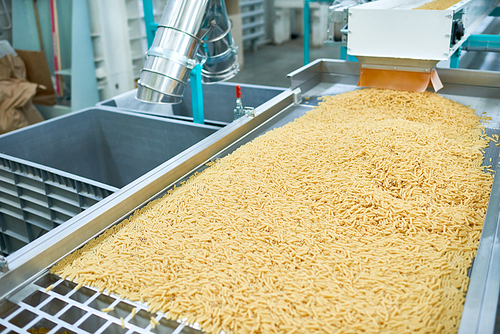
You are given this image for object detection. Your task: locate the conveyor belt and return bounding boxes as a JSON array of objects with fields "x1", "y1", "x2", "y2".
[{"x1": 0, "y1": 60, "x2": 499, "y2": 333}]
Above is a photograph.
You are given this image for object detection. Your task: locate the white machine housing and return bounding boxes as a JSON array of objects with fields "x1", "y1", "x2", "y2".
[{"x1": 347, "y1": 0, "x2": 500, "y2": 66}]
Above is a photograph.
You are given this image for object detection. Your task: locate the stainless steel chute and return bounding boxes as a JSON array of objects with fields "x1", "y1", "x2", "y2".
[
  {"x1": 1, "y1": 61, "x2": 500, "y2": 333},
  {"x1": 136, "y1": 0, "x2": 239, "y2": 104}
]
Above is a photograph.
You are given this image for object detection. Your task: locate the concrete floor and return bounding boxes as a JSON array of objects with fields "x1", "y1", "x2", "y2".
[
  {"x1": 229, "y1": 38, "x2": 340, "y2": 88},
  {"x1": 230, "y1": 17, "x2": 500, "y2": 89}
]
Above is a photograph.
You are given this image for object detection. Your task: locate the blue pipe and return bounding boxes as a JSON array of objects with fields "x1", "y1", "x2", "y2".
[
  {"x1": 461, "y1": 34, "x2": 500, "y2": 53},
  {"x1": 465, "y1": 34, "x2": 500, "y2": 42}
]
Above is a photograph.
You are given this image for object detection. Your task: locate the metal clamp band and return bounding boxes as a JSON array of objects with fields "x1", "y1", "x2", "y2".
[
  {"x1": 200, "y1": 20, "x2": 232, "y2": 43},
  {"x1": 147, "y1": 46, "x2": 197, "y2": 69},
  {"x1": 156, "y1": 25, "x2": 205, "y2": 44},
  {"x1": 201, "y1": 62, "x2": 239, "y2": 78},
  {"x1": 140, "y1": 68, "x2": 187, "y2": 86},
  {"x1": 137, "y1": 80, "x2": 184, "y2": 98}
]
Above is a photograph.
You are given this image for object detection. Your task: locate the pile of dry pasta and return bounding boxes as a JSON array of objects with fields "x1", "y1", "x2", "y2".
[
  {"x1": 414, "y1": 0, "x2": 461, "y2": 10},
  {"x1": 29, "y1": 328, "x2": 68, "y2": 334},
  {"x1": 52, "y1": 88, "x2": 494, "y2": 334}
]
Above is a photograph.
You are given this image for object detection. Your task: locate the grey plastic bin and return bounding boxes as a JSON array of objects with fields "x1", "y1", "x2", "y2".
[
  {"x1": 0, "y1": 108, "x2": 219, "y2": 255},
  {"x1": 99, "y1": 82, "x2": 286, "y2": 126}
]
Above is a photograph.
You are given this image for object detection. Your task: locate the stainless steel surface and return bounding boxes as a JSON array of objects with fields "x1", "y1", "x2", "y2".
[
  {"x1": 2, "y1": 60, "x2": 500, "y2": 332},
  {"x1": 288, "y1": 59, "x2": 500, "y2": 99},
  {"x1": 137, "y1": 0, "x2": 239, "y2": 104},
  {"x1": 198, "y1": 0, "x2": 231, "y2": 42},
  {"x1": 158, "y1": 0, "x2": 210, "y2": 37}
]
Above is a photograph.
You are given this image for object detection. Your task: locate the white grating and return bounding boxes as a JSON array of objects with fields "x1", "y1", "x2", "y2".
[{"x1": 0, "y1": 272, "x2": 203, "y2": 334}]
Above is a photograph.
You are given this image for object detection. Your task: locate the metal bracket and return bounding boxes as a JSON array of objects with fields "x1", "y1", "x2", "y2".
[
  {"x1": 360, "y1": 63, "x2": 432, "y2": 73},
  {"x1": 0, "y1": 256, "x2": 9, "y2": 275},
  {"x1": 293, "y1": 87, "x2": 302, "y2": 105},
  {"x1": 244, "y1": 107, "x2": 256, "y2": 118}
]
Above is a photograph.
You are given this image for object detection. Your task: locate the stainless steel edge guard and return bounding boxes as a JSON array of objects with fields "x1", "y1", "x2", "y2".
[
  {"x1": 0, "y1": 89, "x2": 297, "y2": 301},
  {"x1": 458, "y1": 160, "x2": 500, "y2": 334}
]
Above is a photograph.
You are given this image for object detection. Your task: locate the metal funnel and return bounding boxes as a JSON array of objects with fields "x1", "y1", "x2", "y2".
[
  {"x1": 198, "y1": 0, "x2": 239, "y2": 83},
  {"x1": 136, "y1": 0, "x2": 210, "y2": 104},
  {"x1": 136, "y1": 0, "x2": 239, "y2": 104}
]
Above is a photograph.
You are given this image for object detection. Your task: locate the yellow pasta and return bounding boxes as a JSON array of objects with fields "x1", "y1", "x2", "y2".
[
  {"x1": 28, "y1": 329, "x2": 69, "y2": 334},
  {"x1": 52, "y1": 88, "x2": 493, "y2": 334},
  {"x1": 415, "y1": 0, "x2": 462, "y2": 10},
  {"x1": 44, "y1": 285, "x2": 53, "y2": 293},
  {"x1": 101, "y1": 307, "x2": 114, "y2": 313}
]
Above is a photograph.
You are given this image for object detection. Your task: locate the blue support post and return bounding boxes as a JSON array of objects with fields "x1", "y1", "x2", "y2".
[
  {"x1": 347, "y1": 54, "x2": 357, "y2": 62},
  {"x1": 304, "y1": 0, "x2": 311, "y2": 65},
  {"x1": 142, "y1": 0, "x2": 159, "y2": 48},
  {"x1": 341, "y1": 46, "x2": 358, "y2": 62},
  {"x1": 340, "y1": 45, "x2": 347, "y2": 60},
  {"x1": 450, "y1": 46, "x2": 461, "y2": 69},
  {"x1": 304, "y1": 0, "x2": 346, "y2": 65},
  {"x1": 190, "y1": 64, "x2": 205, "y2": 124}
]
